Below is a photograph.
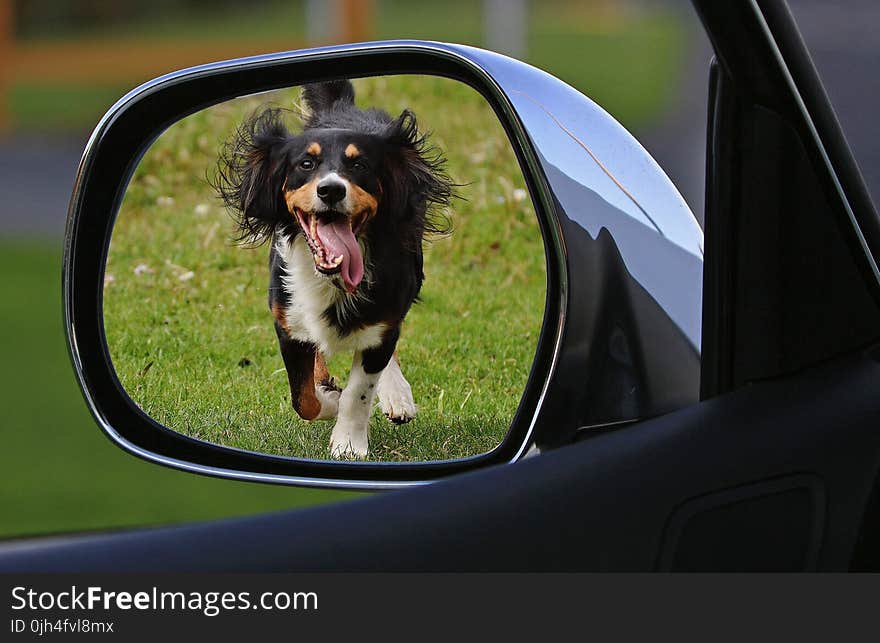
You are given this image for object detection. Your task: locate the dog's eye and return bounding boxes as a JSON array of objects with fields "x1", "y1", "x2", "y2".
[
  {"x1": 299, "y1": 158, "x2": 316, "y2": 171},
  {"x1": 351, "y1": 160, "x2": 367, "y2": 171}
]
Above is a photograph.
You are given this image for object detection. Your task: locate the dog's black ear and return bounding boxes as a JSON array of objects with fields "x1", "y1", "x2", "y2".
[
  {"x1": 301, "y1": 80, "x2": 356, "y2": 117},
  {"x1": 383, "y1": 109, "x2": 455, "y2": 243},
  {"x1": 213, "y1": 107, "x2": 290, "y2": 244}
]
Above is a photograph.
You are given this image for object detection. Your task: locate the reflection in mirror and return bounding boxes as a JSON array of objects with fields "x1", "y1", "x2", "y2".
[{"x1": 104, "y1": 75, "x2": 546, "y2": 462}]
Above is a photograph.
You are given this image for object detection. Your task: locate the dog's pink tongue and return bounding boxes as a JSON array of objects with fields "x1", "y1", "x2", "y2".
[{"x1": 315, "y1": 220, "x2": 364, "y2": 293}]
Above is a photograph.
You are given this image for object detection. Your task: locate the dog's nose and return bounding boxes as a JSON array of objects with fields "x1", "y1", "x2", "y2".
[{"x1": 316, "y1": 179, "x2": 346, "y2": 205}]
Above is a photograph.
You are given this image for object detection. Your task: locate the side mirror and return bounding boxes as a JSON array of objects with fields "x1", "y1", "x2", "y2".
[{"x1": 64, "y1": 41, "x2": 703, "y2": 488}]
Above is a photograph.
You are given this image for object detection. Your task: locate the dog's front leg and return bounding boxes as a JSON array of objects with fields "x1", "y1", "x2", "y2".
[
  {"x1": 377, "y1": 352, "x2": 417, "y2": 424},
  {"x1": 275, "y1": 324, "x2": 338, "y2": 421},
  {"x1": 329, "y1": 329, "x2": 398, "y2": 458}
]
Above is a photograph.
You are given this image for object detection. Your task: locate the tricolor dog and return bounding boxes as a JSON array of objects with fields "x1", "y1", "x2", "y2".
[{"x1": 214, "y1": 80, "x2": 453, "y2": 458}]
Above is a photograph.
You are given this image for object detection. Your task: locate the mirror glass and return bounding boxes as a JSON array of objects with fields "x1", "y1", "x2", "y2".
[{"x1": 104, "y1": 74, "x2": 546, "y2": 462}]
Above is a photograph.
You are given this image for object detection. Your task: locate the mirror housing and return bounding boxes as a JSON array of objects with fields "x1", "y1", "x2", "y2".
[{"x1": 64, "y1": 41, "x2": 702, "y2": 488}]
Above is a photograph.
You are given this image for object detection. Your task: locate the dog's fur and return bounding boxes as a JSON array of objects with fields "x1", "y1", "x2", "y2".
[{"x1": 213, "y1": 80, "x2": 453, "y2": 457}]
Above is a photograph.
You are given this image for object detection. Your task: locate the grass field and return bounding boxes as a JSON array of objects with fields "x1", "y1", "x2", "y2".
[
  {"x1": 104, "y1": 75, "x2": 545, "y2": 462},
  {"x1": 10, "y1": 2, "x2": 685, "y2": 133}
]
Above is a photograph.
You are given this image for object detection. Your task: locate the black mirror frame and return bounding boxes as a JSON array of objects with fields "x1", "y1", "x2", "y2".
[{"x1": 63, "y1": 43, "x2": 567, "y2": 488}]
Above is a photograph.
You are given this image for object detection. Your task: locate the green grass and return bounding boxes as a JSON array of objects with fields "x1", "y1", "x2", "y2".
[
  {"x1": 8, "y1": 83, "x2": 135, "y2": 131},
  {"x1": 0, "y1": 240, "x2": 356, "y2": 540},
  {"x1": 526, "y1": 6, "x2": 686, "y2": 128},
  {"x1": 18, "y1": 1, "x2": 308, "y2": 43},
  {"x1": 10, "y1": 2, "x2": 685, "y2": 132},
  {"x1": 104, "y1": 75, "x2": 546, "y2": 462},
  {"x1": 375, "y1": 0, "x2": 687, "y2": 129}
]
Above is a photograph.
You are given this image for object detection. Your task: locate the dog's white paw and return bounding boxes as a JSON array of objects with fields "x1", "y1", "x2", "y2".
[
  {"x1": 329, "y1": 422, "x2": 368, "y2": 459},
  {"x1": 377, "y1": 371, "x2": 417, "y2": 425},
  {"x1": 314, "y1": 383, "x2": 341, "y2": 420}
]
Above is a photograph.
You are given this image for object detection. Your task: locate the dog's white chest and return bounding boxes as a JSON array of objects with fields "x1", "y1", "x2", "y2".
[{"x1": 277, "y1": 237, "x2": 385, "y2": 356}]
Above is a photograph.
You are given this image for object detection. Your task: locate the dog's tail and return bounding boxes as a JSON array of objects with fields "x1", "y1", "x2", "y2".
[{"x1": 301, "y1": 80, "x2": 355, "y2": 117}]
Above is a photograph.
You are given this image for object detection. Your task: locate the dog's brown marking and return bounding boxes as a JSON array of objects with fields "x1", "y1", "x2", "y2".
[
  {"x1": 314, "y1": 351, "x2": 331, "y2": 382},
  {"x1": 292, "y1": 368, "x2": 322, "y2": 420},
  {"x1": 345, "y1": 143, "x2": 361, "y2": 158},
  {"x1": 306, "y1": 142, "x2": 321, "y2": 156},
  {"x1": 349, "y1": 183, "x2": 379, "y2": 231},
  {"x1": 277, "y1": 338, "x2": 322, "y2": 421},
  {"x1": 285, "y1": 176, "x2": 376, "y2": 229},
  {"x1": 284, "y1": 178, "x2": 320, "y2": 215},
  {"x1": 314, "y1": 351, "x2": 341, "y2": 393},
  {"x1": 272, "y1": 301, "x2": 290, "y2": 335}
]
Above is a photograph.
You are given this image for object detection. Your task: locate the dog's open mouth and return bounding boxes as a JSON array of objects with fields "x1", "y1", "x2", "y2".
[{"x1": 293, "y1": 208, "x2": 365, "y2": 294}]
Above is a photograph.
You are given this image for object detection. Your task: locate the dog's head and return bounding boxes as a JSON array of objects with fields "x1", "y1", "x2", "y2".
[{"x1": 214, "y1": 80, "x2": 453, "y2": 294}]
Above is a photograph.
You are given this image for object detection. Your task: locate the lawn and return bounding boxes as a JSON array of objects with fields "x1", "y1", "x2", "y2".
[{"x1": 104, "y1": 75, "x2": 546, "y2": 462}]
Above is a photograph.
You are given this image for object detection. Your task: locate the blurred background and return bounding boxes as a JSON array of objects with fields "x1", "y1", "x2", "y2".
[{"x1": 0, "y1": 0, "x2": 876, "y2": 538}]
